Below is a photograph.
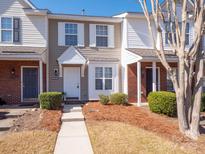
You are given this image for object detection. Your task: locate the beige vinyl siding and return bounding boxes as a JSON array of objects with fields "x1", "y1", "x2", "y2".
[{"x1": 0, "y1": 0, "x2": 47, "y2": 47}]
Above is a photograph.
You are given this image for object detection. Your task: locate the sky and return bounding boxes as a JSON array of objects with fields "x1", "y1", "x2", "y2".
[{"x1": 31, "y1": 0, "x2": 146, "y2": 16}]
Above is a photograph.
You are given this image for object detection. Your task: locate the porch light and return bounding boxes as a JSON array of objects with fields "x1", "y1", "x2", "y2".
[{"x1": 11, "y1": 68, "x2": 16, "y2": 76}]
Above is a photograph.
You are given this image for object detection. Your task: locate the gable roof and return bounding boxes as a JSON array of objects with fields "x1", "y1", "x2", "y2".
[{"x1": 58, "y1": 46, "x2": 86, "y2": 65}]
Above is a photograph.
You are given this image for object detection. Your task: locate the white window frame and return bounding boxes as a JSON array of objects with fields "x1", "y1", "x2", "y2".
[
  {"x1": 65, "y1": 23, "x2": 78, "y2": 46},
  {"x1": 164, "y1": 22, "x2": 190, "y2": 45},
  {"x1": 95, "y1": 67, "x2": 113, "y2": 90},
  {"x1": 96, "y1": 25, "x2": 108, "y2": 47},
  {"x1": 0, "y1": 16, "x2": 13, "y2": 43}
]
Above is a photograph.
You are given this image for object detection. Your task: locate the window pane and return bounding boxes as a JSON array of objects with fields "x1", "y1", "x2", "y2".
[
  {"x1": 185, "y1": 34, "x2": 189, "y2": 45},
  {"x1": 96, "y1": 25, "x2": 108, "y2": 35},
  {"x1": 65, "y1": 35, "x2": 77, "y2": 46},
  {"x1": 96, "y1": 36, "x2": 108, "y2": 47},
  {"x1": 95, "y1": 67, "x2": 103, "y2": 78},
  {"x1": 186, "y1": 23, "x2": 189, "y2": 33},
  {"x1": 65, "y1": 24, "x2": 77, "y2": 34},
  {"x1": 96, "y1": 79, "x2": 103, "y2": 90},
  {"x1": 105, "y1": 79, "x2": 112, "y2": 90},
  {"x1": 105, "y1": 67, "x2": 112, "y2": 78},
  {"x1": 1, "y1": 18, "x2": 12, "y2": 29},
  {"x1": 2, "y1": 30, "x2": 12, "y2": 42}
]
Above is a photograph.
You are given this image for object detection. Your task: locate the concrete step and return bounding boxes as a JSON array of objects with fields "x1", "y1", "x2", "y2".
[
  {"x1": 63, "y1": 105, "x2": 82, "y2": 113},
  {"x1": 61, "y1": 112, "x2": 84, "y2": 122}
]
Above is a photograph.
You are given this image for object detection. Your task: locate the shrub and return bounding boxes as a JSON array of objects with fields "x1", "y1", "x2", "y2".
[
  {"x1": 201, "y1": 93, "x2": 205, "y2": 112},
  {"x1": 110, "y1": 93, "x2": 128, "y2": 105},
  {"x1": 39, "y1": 92, "x2": 63, "y2": 110},
  {"x1": 99, "y1": 94, "x2": 110, "y2": 105},
  {"x1": 148, "y1": 91, "x2": 177, "y2": 117}
]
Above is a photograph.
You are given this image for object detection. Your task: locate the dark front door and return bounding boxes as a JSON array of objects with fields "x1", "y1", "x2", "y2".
[
  {"x1": 146, "y1": 68, "x2": 159, "y2": 96},
  {"x1": 23, "y1": 68, "x2": 39, "y2": 101}
]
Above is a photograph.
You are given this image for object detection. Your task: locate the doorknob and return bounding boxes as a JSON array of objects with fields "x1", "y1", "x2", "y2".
[{"x1": 77, "y1": 84, "x2": 79, "y2": 89}]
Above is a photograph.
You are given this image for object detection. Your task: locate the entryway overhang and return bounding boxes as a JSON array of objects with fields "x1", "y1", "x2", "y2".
[{"x1": 57, "y1": 46, "x2": 87, "y2": 77}]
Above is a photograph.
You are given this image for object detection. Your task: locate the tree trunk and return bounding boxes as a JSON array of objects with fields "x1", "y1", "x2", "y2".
[
  {"x1": 176, "y1": 91, "x2": 189, "y2": 133},
  {"x1": 187, "y1": 58, "x2": 204, "y2": 140}
]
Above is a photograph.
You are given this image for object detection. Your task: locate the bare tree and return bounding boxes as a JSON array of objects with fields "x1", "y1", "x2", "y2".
[{"x1": 139, "y1": 0, "x2": 204, "y2": 140}]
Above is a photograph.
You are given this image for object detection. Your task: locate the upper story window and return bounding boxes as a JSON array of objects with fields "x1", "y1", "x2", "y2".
[
  {"x1": 165, "y1": 22, "x2": 189, "y2": 45},
  {"x1": 96, "y1": 25, "x2": 108, "y2": 47},
  {"x1": 65, "y1": 23, "x2": 78, "y2": 46},
  {"x1": 0, "y1": 17, "x2": 20, "y2": 43},
  {"x1": 95, "y1": 67, "x2": 113, "y2": 90}
]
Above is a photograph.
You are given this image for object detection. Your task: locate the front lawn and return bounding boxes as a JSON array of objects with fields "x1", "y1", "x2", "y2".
[
  {"x1": 83, "y1": 102, "x2": 205, "y2": 154},
  {"x1": 0, "y1": 108, "x2": 62, "y2": 154},
  {"x1": 0, "y1": 131, "x2": 56, "y2": 154},
  {"x1": 87, "y1": 121, "x2": 195, "y2": 154}
]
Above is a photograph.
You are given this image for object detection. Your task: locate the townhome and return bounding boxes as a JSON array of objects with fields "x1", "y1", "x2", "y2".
[
  {"x1": 47, "y1": 14, "x2": 122, "y2": 102},
  {"x1": 115, "y1": 0, "x2": 199, "y2": 106},
  {"x1": 0, "y1": 0, "x2": 48, "y2": 104},
  {"x1": 0, "y1": 0, "x2": 203, "y2": 105}
]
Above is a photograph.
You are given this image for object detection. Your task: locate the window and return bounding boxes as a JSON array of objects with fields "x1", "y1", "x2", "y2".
[
  {"x1": 165, "y1": 22, "x2": 189, "y2": 45},
  {"x1": 96, "y1": 25, "x2": 108, "y2": 47},
  {"x1": 65, "y1": 23, "x2": 78, "y2": 46},
  {"x1": 0, "y1": 17, "x2": 20, "y2": 43},
  {"x1": 167, "y1": 68, "x2": 178, "y2": 92},
  {"x1": 95, "y1": 67, "x2": 112, "y2": 90},
  {"x1": 1, "y1": 17, "x2": 12, "y2": 42}
]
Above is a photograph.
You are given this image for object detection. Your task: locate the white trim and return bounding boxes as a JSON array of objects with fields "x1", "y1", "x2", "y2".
[
  {"x1": 152, "y1": 62, "x2": 157, "y2": 92},
  {"x1": 48, "y1": 14, "x2": 122, "y2": 23},
  {"x1": 21, "y1": 66, "x2": 39, "y2": 102},
  {"x1": 23, "y1": 0, "x2": 37, "y2": 9},
  {"x1": 137, "y1": 62, "x2": 141, "y2": 107},
  {"x1": 39, "y1": 60, "x2": 43, "y2": 93}
]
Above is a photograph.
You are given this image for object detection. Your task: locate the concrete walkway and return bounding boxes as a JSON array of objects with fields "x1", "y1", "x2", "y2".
[{"x1": 54, "y1": 104, "x2": 93, "y2": 154}]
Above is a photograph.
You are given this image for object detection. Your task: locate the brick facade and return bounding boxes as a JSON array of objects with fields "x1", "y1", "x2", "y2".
[
  {"x1": 128, "y1": 62, "x2": 177, "y2": 103},
  {"x1": 0, "y1": 61, "x2": 46, "y2": 104}
]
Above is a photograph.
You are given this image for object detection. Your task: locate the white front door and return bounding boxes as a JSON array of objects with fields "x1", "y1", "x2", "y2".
[{"x1": 64, "y1": 67, "x2": 80, "y2": 99}]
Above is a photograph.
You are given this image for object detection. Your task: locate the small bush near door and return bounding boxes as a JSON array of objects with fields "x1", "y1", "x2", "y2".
[
  {"x1": 99, "y1": 95, "x2": 110, "y2": 105},
  {"x1": 39, "y1": 92, "x2": 63, "y2": 110},
  {"x1": 148, "y1": 91, "x2": 177, "y2": 117},
  {"x1": 110, "y1": 93, "x2": 128, "y2": 105}
]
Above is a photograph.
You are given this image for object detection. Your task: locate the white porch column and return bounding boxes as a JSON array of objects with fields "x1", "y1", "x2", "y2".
[
  {"x1": 59, "y1": 64, "x2": 63, "y2": 77},
  {"x1": 137, "y1": 62, "x2": 141, "y2": 107},
  {"x1": 152, "y1": 62, "x2": 157, "y2": 92},
  {"x1": 39, "y1": 60, "x2": 43, "y2": 94}
]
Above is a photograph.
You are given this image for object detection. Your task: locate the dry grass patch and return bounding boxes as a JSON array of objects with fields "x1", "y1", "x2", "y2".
[
  {"x1": 86, "y1": 121, "x2": 197, "y2": 154},
  {"x1": 0, "y1": 130, "x2": 57, "y2": 154}
]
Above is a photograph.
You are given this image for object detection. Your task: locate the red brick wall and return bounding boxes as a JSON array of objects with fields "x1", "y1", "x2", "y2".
[
  {"x1": 128, "y1": 63, "x2": 137, "y2": 103},
  {"x1": 0, "y1": 61, "x2": 46, "y2": 104},
  {"x1": 128, "y1": 62, "x2": 178, "y2": 103}
]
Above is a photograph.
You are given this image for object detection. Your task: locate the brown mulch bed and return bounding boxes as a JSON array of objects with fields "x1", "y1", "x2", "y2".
[
  {"x1": 10, "y1": 109, "x2": 62, "y2": 133},
  {"x1": 83, "y1": 102, "x2": 190, "y2": 143}
]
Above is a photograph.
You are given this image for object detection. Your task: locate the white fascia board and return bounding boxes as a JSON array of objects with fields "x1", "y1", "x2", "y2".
[
  {"x1": 24, "y1": 9, "x2": 48, "y2": 16},
  {"x1": 48, "y1": 14, "x2": 122, "y2": 23}
]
